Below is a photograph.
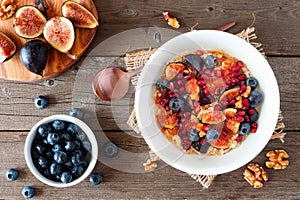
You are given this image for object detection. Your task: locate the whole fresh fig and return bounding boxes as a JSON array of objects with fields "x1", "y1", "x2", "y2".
[{"x1": 20, "y1": 40, "x2": 48, "y2": 76}]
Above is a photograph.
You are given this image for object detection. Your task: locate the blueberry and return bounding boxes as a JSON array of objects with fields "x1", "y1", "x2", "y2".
[
  {"x1": 34, "y1": 142, "x2": 47, "y2": 155},
  {"x1": 50, "y1": 163, "x2": 63, "y2": 175},
  {"x1": 52, "y1": 144, "x2": 63, "y2": 152},
  {"x1": 47, "y1": 132, "x2": 61, "y2": 145},
  {"x1": 248, "y1": 90, "x2": 263, "y2": 108},
  {"x1": 238, "y1": 122, "x2": 251, "y2": 135},
  {"x1": 73, "y1": 139, "x2": 82, "y2": 150},
  {"x1": 66, "y1": 123, "x2": 78, "y2": 135},
  {"x1": 250, "y1": 109, "x2": 259, "y2": 122},
  {"x1": 6, "y1": 168, "x2": 19, "y2": 181},
  {"x1": 69, "y1": 108, "x2": 84, "y2": 119},
  {"x1": 22, "y1": 186, "x2": 35, "y2": 199},
  {"x1": 187, "y1": 129, "x2": 200, "y2": 142},
  {"x1": 60, "y1": 171, "x2": 73, "y2": 183},
  {"x1": 77, "y1": 132, "x2": 86, "y2": 141},
  {"x1": 43, "y1": 168, "x2": 52, "y2": 179},
  {"x1": 168, "y1": 97, "x2": 183, "y2": 113},
  {"x1": 103, "y1": 141, "x2": 119, "y2": 158},
  {"x1": 155, "y1": 78, "x2": 169, "y2": 91},
  {"x1": 184, "y1": 54, "x2": 205, "y2": 71},
  {"x1": 71, "y1": 165, "x2": 84, "y2": 178},
  {"x1": 54, "y1": 151, "x2": 68, "y2": 164},
  {"x1": 72, "y1": 149, "x2": 85, "y2": 157},
  {"x1": 38, "y1": 156, "x2": 48, "y2": 168},
  {"x1": 61, "y1": 131, "x2": 72, "y2": 141},
  {"x1": 205, "y1": 55, "x2": 218, "y2": 69},
  {"x1": 71, "y1": 154, "x2": 82, "y2": 166},
  {"x1": 65, "y1": 141, "x2": 75, "y2": 151},
  {"x1": 199, "y1": 141, "x2": 211, "y2": 153},
  {"x1": 206, "y1": 128, "x2": 220, "y2": 142},
  {"x1": 82, "y1": 141, "x2": 92, "y2": 152},
  {"x1": 34, "y1": 95, "x2": 49, "y2": 110},
  {"x1": 37, "y1": 124, "x2": 52, "y2": 138},
  {"x1": 89, "y1": 172, "x2": 103, "y2": 185},
  {"x1": 245, "y1": 77, "x2": 259, "y2": 90},
  {"x1": 52, "y1": 120, "x2": 65, "y2": 131}
]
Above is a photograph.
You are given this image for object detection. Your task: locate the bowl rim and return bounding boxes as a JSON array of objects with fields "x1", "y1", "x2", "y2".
[
  {"x1": 135, "y1": 30, "x2": 280, "y2": 175},
  {"x1": 24, "y1": 114, "x2": 98, "y2": 187}
]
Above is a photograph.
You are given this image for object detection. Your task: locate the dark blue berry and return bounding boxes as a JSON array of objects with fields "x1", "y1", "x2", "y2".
[
  {"x1": 37, "y1": 124, "x2": 52, "y2": 138},
  {"x1": 47, "y1": 132, "x2": 61, "y2": 145},
  {"x1": 52, "y1": 120, "x2": 65, "y2": 131},
  {"x1": 35, "y1": 142, "x2": 47, "y2": 155},
  {"x1": 168, "y1": 97, "x2": 183, "y2": 113},
  {"x1": 103, "y1": 141, "x2": 119, "y2": 158},
  {"x1": 191, "y1": 141, "x2": 201, "y2": 152},
  {"x1": 34, "y1": 95, "x2": 49, "y2": 110},
  {"x1": 199, "y1": 141, "x2": 211, "y2": 154},
  {"x1": 238, "y1": 123, "x2": 251, "y2": 135},
  {"x1": 69, "y1": 108, "x2": 84, "y2": 119},
  {"x1": 250, "y1": 109, "x2": 259, "y2": 122},
  {"x1": 71, "y1": 165, "x2": 84, "y2": 178},
  {"x1": 22, "y1": 186, "x2": 35, "y2": 199},
  {"x1": 66, "y1": 123, "x2": 77, "y2": 135},
  {"x1": 73, "y1": 139, "x2": 82, "y2": 150},
  {"x1": 184, "y1": 54, "x2": 205, "y2": 71},
  {"x1": 64, "y1": 141, "x2": 75, "y2": 151},
  {"x1": 61, "y1": 131, "x2": 72, "y2": 141},
  {"x1": 38, "y1": 156, "x2": 48, "y2": 168},
  {"x1": 245, "y1": 77, "x2": 259, "y2": 90},
  {"x1": 205, "y1": 55, "x2": 218, "y2": 69},
  {"x1": 77, "y1": 132, "x2": 86, "y2": 141},
  {"x1": 60, "y1": 172, "x2": 73, "y2": 183},
  {"x1": 50, "y1": 163, "x2": 63, "y2": 175},
  {"x1": 206, "y1": 128, "x2": 220, "y2": 142},
  {"x1": 54, "y1": 151, "x2": 68, "y2": 164},
  {"x1": 43, "y1": 168, "x2": 52, "y2": 179},
  {"x1": 187, "y1": 129, "x2": 200, "y2": 142},
  {"x1": 52, "y1": 144, "x2": 63, "y2": 152},
  {"x1": 89, "y1": 172, "x2": 103, "y2": 185},
  {"x1": 71, "y1": 154, "x2": 82, "y2": 166},
  {"x1": 248, "y1": 90, "x2": 263, "y2": 108},
  {"x1": 6, "y1": 168, "x2": 19, "y2": 181},
  {"x1": 155, "y1": 78, "x2": 169, "y2": 90}
]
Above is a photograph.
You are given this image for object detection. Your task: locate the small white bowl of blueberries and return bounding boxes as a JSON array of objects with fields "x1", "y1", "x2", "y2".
[{"x1": 24, "y1": 112, "x2": 99, "y2": 188}]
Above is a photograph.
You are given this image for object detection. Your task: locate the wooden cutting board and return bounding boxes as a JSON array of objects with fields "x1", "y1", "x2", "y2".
[{"x1": 0, "y1": 0, "x2": 98, "y2": 82}]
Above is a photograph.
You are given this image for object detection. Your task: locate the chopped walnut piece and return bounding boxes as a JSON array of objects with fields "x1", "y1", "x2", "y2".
[
  {"x1": 143, "y1": 159, "x2": 158, "y2": 172},
  {"x1": 243, "y1": 163, "x2": 268, "y2": 188},
  {"x1": 265, "y1": 149, "x2": 289, "y2": 169},
  {"x1": 0, "y1": 0, "x2": 16, "y2": 20}
]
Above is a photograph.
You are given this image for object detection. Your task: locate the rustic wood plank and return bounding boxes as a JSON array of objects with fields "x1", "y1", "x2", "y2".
[
  {"x1": 0, "y1": 131, "x2": 298, "y2": 199},
  {"x1": 89, "y1": 0, "x2": 300, "y2": 57},
  {"x1": 0, "y1": 57, "x2": 299, "y2": 131}
]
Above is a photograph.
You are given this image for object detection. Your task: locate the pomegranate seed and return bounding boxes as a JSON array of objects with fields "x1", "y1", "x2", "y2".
[
  {"x1": 214, "y1": 70, "x2": 222, "y2": 78},
  {"x1": 251, "y1": 122, "x2": 258, "y2": 129},
  {"x1": 236, "y1": 60, "x2": 244, "y2": 67},
  {"x1": 244, "y1": 115, "x2": 250, "y2": 122},
  {"x1": 160, "y1": 99, "x2": 168, "y2": 107},
  {"x1": 221, "y1": 100, "x2": 229, "y2": 107},
  {"x1": 181, "y1": 118, "x2": 187, "y2": 123},
  {"x1": 214, "y1": 104, "x2": 222, "y2": 111},
  {"x1": 240, "y1": 85, "x2": 247, "y2": 93},
  {"x1": 250, "y1": 128, "x2": 257, "y2": 133},
  {"x1": 202, "y1": 74, "x2": 209, "y2": 81},
  {"x1": 225, "y1": 79, "x2": 232, "y2": 85},
  {"x1": 237, "y1": 111, "x2": 246, "y2": 116},
  {"x1": 200, "y1": 138, "x2": 206, "y2": 145},
  {"x1": 165, "y1": 106, "x2": 170, "y2": 111},
  {"x1": 184, "y1": 112, "x2": 191, "y2": 117},
  {"x1": 194, "y1": 106, "x2": 201, "y2": 115},
  {"x1": 184, "y1": 74, "x2": 192, "y2": 80},
  {"x1": 229, "y1": 99, "x2": 236, "y2": 105},
  {"x1": 214, "y1": 87, "x2": 221, "y2": 96},
  {"x1": 196, "y1": 50, "x2": 204, "y2": 56},
  {"x1": 204, "y1": 86, "x2": 210, "y2": 95},
  {"x1": 177, "y1": 73, "x2": 183, "y2": 79},
  {"x1": 236, "y1": 135, "x2": 243, "y2": 143},
  {"x1": 177, "y1": 80, "x2": 183, "y2": 85},
  {"x1": 162, "y1": 12, "x2": 171, "y2": 20},
  {"x1": 182, "y1": 142, "x2": 191, "y2": 150},
  {"x1": 223, "y1": 69, "x2": 230, "y2": 77},
  {"x1": 232, "y1": 65, "x2": 241, "y2": 72},
  {"x1": 205, "y1": 69, "x2": 212, "y2": 77},
  {"x1": 230, "y1": 72, "x2": 239, "y2": 78},
  {"x1": 232, "y1": 78, "x2": 239, "y2": 84},
  {"x1": 197, "y1": 80, "x2": 206, "y2": 87},
  {"x1": 236, "y1": 116, "x2": 244, "y2": 122},
  {"x1": 179, "y1": 87, "x2": 185, "y2": 93},
  {"x1": 238, "y1": 74, "x2": 247, "y2": 81},
  {"x1": 202, "y1": 125, "x2": 210, "y2": 132},
  {"x1": 242, "y1": 98, "x2": 250, "y2": 107},
  {"x1": 169, "y1": 82, "x2": 175, "y2": 91},
  {"x1": 177, "y1": 112, "x2": 182, "y2": 118},
  {"x1": 248, "y1": 108, "x2": 256, "y2": 115},
  {"x1": 240, "y1": 81, "x2": 245, "y2": 86},
  {"x1": 170, "y1": 93, "x2": 176, "y2": 98}
]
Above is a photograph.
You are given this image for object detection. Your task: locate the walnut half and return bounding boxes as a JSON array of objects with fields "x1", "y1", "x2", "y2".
[
  {"x1": 265, "y1": 149, "x2": 289, "y2": 170},
  {"x1": 243, "y1": 163, "x2": 268, "y2": 188},
  {"x1": 0, "y1": 0, "x2": 16, "y2": 20}
]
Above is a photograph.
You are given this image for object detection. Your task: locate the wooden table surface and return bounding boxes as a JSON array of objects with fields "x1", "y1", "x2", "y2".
[{"x1": 0, "y1": 0, "x2": 299, "y2": 199}]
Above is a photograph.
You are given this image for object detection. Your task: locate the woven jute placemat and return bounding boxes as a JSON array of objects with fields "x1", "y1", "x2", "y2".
[{"x1": 125, "y1": 27, "x2": 286, "y2": 188}]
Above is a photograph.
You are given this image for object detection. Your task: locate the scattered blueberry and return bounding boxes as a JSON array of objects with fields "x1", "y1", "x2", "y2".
[
  {"x1": 245, "y1": 77, "x2": 259, "y2": 90},
  {"x1": 169, "y1": 97, "x2": 184, "y2": 113},
  {"x1": 187, "y1": 129, "x2": 200, "y2": 142},
  {"x1": 47, "y1": 132, "x2": 61, "y2": 145},
  {"x1": 38, "y1": 156, "x2": 48, "y2": 168},
  {"x1": 37, "y1": 124, "x2": 52, "y2": 138},
  {"x1": 22, "y1": 186, "x2": 35, "y2": 199},
  {"x1": 34, "y1": 95, "x2": 49, "y2": 110},
  {"x1": 204, "y1": 55, "x2": 218, "y2": 69},
  {"x1": 69, "y1": 108, "x2": 84, "y2": 119},
  {"x1": 66, "y1": 123, "x2": 77, "y2": 135},
  {"x1": 184, "y1": 54, "x2": 205, "y2": 71},
  {"x1": 103, "y1": 141, "x2": 119, "y2": 158},
  {"x1": 71, "y1": 154, "x2": 82, "y2": 166},
  {"x1": 52, "y1": 120, "x2": 65, "y2": 131},
  {"x1": 52, "y1": 144, "x2": 63, "y2": 152},
  {"x1": 61, "y1": 131, "x2": 72, "y2": 141},
  {"x1": 77, "y1": 132, "x2": 86, "y2": 141},
  {"x1": 54, "y1": 151, "x2": 68, "y2": 164},
  {"x1": 35, "y1": 142, "x2": 47, "y2": 154},
  {"x1": 89, "y1": 172, "x2": 103, "y2": 185},
  {"x1": 248, "y1": 90, "x2": 263, "y2": 108},
  {"x1": 238, "y1": 123, "x2": 251, "y2": 135},
  {"x1": 65, "y1": 141, "x2": 75, "y2": 151},
  {"x1": 71, "y1": 165, "x2": 84, "y2": 178},
  {"x1": 206, "y1": 128, "x2": 220, "y2": 142},
  {"x1": 155, "y1": 78, "x2": 169, "y2": 91},
  {"x1": 60, "y1": 172, "x2": 73, "y2": 183},
  {"x1": 50, "y1": 163, "x2": 63, "y2": 175},
  {"x1": 250, "y1": 109, "x2": 259, "y2": 122},
  {"x1": 6, "y1": 168, "x2": 19, "y2": 181},
  {"x1": 73, "y1": 140, "x2": 82, "y2": 150}
]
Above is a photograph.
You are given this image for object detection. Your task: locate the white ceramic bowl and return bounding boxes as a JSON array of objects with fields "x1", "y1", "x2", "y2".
[
  {"x1": 135, "y1": 30, "x2": 280, "y2": 175},
  {"x1": 24, "y1": 115, "x2": 98, "y2": 187}
]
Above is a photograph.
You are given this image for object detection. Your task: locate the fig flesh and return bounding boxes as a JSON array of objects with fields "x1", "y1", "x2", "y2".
[
  {"x1": 62, "y1": 1, "x2": 99, "y2": 28},
  {"x1": 13, "y1": 6, "x2": 47, "y2": 39},
  {"x1": 43, "y1": 16, "x2": 75, "y2": 53},
  {"x1": 20, "y1": 40, "x2": 48, "y2": 76},
  {"x1": 0, "y1": 32, "x2": 16, "y2": 63}
]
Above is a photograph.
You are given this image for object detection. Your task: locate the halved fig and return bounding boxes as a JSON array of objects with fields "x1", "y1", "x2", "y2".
[
  {"x1": 165, "y1": 62, "x2": 185, "y2": 80},
  {"x1": 62, "y1": 1, "x2": 99, "y2": 28},
  {"x1": 201, "y1": 110, "x2": 226, "y2": 124},
  {"x1": 219, "y1": 87, "x2": 240, "y2": 102},
  {"x1": 43, "y1": 16, "x2": 75, "y2": 54},
  {"x1": 0, "y1": 32, "x2": 16, "y2": 63},
  {"x1": 13, "y1": 6, "x2": 46, "y2": 38}
]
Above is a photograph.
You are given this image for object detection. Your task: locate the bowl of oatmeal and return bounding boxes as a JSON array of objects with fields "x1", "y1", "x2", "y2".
[{"x1": 135, "y1": 30, "x2": 280, "y2": 175}]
